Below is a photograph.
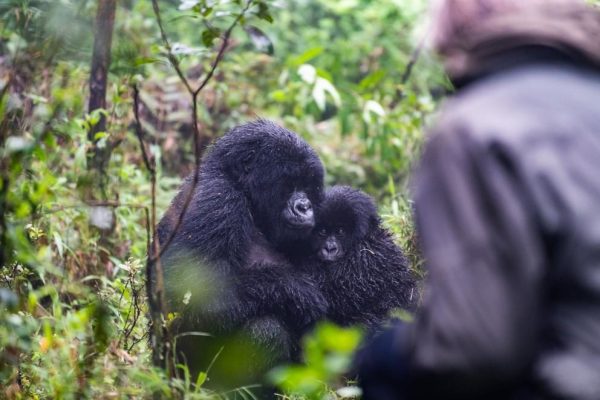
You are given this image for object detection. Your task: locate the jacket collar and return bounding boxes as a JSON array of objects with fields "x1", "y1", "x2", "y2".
[{"x1": 452, "y1": 44, "x2": 599, "y2": 90}]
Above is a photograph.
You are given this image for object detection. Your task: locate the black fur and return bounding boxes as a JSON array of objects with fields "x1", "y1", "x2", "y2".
[
  {"x1": 307, "y1": 185, "x2": 417, "y2": 330},
  {"x1": 154, "y1": 120, "x2": 328, "y2": 390}
]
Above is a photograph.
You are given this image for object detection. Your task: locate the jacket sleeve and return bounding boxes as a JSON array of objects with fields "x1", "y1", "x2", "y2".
[{"x1": 407, "y1": 122, "x2": 546, "y2": 398}]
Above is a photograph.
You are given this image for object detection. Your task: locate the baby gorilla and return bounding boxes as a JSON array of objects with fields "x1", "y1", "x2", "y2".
[{"x1": 309, "y1": 186, "x2": 417, "y2": 329}]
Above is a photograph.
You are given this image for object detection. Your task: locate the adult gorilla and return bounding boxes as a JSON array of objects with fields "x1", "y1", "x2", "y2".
[{"x1": 154, "y1": 120, "x2": 327, "y2": 389}]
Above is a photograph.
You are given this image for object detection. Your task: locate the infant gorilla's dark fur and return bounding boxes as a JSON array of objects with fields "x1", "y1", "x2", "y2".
[
  {"x1": 308, "y1": 186, "x2": 417, "y2": 329},
  {"x1": 154, "y1": 120, "x2": 327, "y2": 390}
]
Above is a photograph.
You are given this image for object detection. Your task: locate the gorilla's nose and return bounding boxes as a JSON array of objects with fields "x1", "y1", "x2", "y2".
[
  {"x1": 293, "y1": 198, "x2": 313, "y2": 216},
  {"x1": 320, "y1": 239, "x2": 340, "y2": 262},
  {"x1": 324, "y1": 241, "x2": 338, "y2": 253},
  {"x1": 287, "y1": 192, "x2": 314, "y2": 229}
]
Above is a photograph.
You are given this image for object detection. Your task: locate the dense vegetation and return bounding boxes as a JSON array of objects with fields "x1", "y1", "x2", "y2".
[{"x1": 0, "y1": 0, "x2": 445, "y2": 398}]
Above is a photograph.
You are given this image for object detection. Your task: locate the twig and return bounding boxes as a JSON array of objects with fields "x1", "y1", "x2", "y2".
[
  {"x1": 133, "y1": 85, "x2": 172, "y2": 375},
  {"x1": 119, "y1": 265, "x2": 143, "y2": 350},
  {"x1": 132, "y1": 86, "x2": 155, "y2": 174},
  {"x1": 390, "y1": 32, "x2": 428, "y2": 109},
  {"x1": 45, "y1": 201, "x2": 149, "y2": 212},
  {"x1": 151, "y1": 0, "x2": 194, "y2": 95}
]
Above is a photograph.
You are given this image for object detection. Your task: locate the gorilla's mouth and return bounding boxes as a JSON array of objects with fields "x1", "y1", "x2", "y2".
[
  {"x1": 319, "y1": 247, "x2": 342, "y2": 262},
  {"x1": 285, "y1": 219, "x2": 314, "y2": 230}
]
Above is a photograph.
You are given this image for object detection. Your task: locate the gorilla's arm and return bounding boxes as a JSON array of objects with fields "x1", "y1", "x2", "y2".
[
  {"x1": 236, "y1": 264, "x2": 328, "y2": 331},
  {"x1": 158, "y1": 171, "x2": 254, "y2": 269},
  {"x1": 165, "y1": 255, "x2": 327, "y2": 335}
]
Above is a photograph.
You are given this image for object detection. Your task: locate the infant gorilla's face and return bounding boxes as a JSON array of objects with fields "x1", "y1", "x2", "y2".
[
  {"x1": 312, "y1": 221, "x2": 353, "y2": 262},
  {"x1": 310, "y1": 186, "x2": 378, "y2": 263}
]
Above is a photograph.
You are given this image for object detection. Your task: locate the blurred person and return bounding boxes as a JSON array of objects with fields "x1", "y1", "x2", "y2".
[{"x1": 357, "y1": 0, "x2": 600, "y2": 399}]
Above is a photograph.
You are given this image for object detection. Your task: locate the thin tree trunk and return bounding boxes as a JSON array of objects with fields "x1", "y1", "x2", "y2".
[
  {"x1": 88, "y1": 0, "x2": 117, "y2": 178},
  {"x1": 87, "y1": 0, "x2": 117, "y2": 275}
]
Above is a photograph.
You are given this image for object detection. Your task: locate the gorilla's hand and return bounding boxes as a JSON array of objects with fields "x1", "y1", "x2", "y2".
[
  {"x1": 278, "y1": 274, "x2": 328, "y2": 331},
  {"x1": 237, "y1": 266, "x2": 328, "y2": 331}
]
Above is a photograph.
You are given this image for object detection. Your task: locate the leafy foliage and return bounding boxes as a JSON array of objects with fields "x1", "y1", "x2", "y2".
[
  {"x1": 0, "y1": 0, "x2": 436, "y2": 398},
  {"x1": 269, "y1": 323, "x2": 363, "y2": 400}
]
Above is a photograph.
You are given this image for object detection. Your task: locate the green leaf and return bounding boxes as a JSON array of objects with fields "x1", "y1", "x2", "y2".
[
  {"x1": 256, "y1": 2, "x2": 273, "y2": 23},
  {"x1": 202, "y1": 27, "x2": 221, "y2": 47},
  {"x1": 200, "y1": 6, "x2": 213, "y2": 17},
  {"x1": 134, "y1": 56, "x2": 160, "y2": 66},
  {"x1": 359, "y1": 70, "x2": 386, "y2": 91},
  {"x1": 289, "y1": 47, "x2": 324, "y2": 67},
  {"x1": 94, "y1": 131, "x2": 108, "y2": 141},
  {"x1": 52, "y1": 231, "x2": 64, "y2": 258},
  {"x1": 194, "y1": 371, "x2": 207, "y2": 390}
]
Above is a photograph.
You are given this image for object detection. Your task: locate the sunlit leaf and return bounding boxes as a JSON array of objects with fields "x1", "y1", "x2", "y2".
[
  {"x1": 178, "y1": 0, "x2": 200, "y2": 11},
  {"x1": 52, "y1": 231, "x2": 64, "y2": 258},
  {"x1": 195, "y1": 371, "x2": 207, "y2": 389},
  {"x1": 298, "y1": 64, "x2": 316, "y2": 84},
  {"x1": 313, "y1": 77, "x2": 341, "y2": 111},
  {"x1": 289, "y1": 47, "x2": 323, "y2": 67},
  {"x1": 362, "y1": 99, "x2": 386, "y2": 123}
]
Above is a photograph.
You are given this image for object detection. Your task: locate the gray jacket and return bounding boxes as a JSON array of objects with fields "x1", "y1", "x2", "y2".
[{"x1": 359, "y1": 35, "x2": 600, "y2": 400}]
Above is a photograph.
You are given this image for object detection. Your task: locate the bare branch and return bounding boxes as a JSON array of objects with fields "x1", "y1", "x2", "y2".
[
  {"x1": 193, "y1": 0, "x2": 254, "y2": 97},
  {"x1": 148, "y1": 0, "x2": 255, "y2": 261},
  {"x1": 132, "y1": 85, "x2": 155, "y2": 174},
  {"x1": 151, "y1": 0, "x2": 194, "y2": 95}
]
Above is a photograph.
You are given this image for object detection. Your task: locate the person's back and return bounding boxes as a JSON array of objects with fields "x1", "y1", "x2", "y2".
[
  {"x1": 414, "y1": 57, "x2": 600, "y2": 400},
  {"x1": 357, "y1": 1, "x2": 600, "y2": 399}
]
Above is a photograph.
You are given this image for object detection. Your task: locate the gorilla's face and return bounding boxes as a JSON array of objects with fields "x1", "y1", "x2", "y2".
[
  {"x1": 313, "y1": 223, "x2": 351, "y2": 263},
  {"x1": 250, "y1": 158, "x2": 324, "y2": 247},
  {"x1": 215, "y1": 121, "x2": 325, "y2": 248},
  {"x1": 311, "y1": 186, "x2": 379, "y2": 263}
]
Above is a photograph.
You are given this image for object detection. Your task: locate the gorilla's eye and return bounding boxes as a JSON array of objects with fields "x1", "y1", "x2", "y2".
[
  {"x1": 337, "y1": 227, "x2": 345, "y2": 235},
  {"x1": 318, "y1": 228, "x2": 327, "y2": 237}
]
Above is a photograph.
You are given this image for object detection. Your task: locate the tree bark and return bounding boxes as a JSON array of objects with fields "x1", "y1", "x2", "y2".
[{"x1": 88, "y1": 0, "x2": 117, "y2": 176}]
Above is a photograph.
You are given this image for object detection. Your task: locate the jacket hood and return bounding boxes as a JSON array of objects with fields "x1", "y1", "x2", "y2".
[{"x1": 434, "y1": 1, "x2": 600, "y2": 83}]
